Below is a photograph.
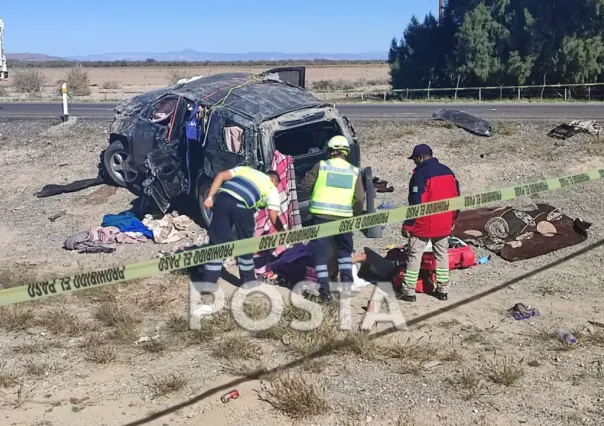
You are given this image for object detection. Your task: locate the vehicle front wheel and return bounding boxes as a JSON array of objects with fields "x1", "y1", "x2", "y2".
[
  {"x1": 101, "y1": 140, "x2": 138, "y2": 187},
  {"x1": 197, "y1": 181, "x2": 213, "y2": 229}
]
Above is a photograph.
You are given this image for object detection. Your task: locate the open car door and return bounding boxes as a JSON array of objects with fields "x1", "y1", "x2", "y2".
[{"x1": 263, "y1": 67, "x2": 306, "y2": 89}]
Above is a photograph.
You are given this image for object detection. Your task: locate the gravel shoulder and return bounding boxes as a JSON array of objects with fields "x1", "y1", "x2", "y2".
[{"x1": 1, "y1": 117, "x2": 604, "y2": 425}]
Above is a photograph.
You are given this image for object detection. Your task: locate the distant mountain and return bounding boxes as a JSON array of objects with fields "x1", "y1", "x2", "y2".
[
  {"x1": 64, "y1": 48, "x2": 387, "y2": 62},
  {"x1": 6, "y1": 52, "x2": 66, "y2": 61}
]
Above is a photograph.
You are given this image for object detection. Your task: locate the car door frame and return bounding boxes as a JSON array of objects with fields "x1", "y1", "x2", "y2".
[{"x1": 262, "y1": 66, "x2": 306, "y2": 89}]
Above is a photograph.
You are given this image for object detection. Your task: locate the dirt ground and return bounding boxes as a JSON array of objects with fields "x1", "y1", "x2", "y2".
[
  {"x1": 32, "y1": 65, "x2": 389, "y2": 87},
  {"x1": 1, "y1": 116, "x2": 604, "y2": 425}
]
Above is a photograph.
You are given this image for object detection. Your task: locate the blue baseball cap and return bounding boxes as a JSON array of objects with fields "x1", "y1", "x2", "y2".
[{"x1": 408, "y1": 143, "x2": 433, "y2": 159}]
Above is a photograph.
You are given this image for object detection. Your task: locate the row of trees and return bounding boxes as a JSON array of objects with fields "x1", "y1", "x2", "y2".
[
  {"x1": 6, "y1": 58, "x2": 385, "y2": 69},
  {"x1": 388, "y1": 0, "x2": 604, "y2": 89}
]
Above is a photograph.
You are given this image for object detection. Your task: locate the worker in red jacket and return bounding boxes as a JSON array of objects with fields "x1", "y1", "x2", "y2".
[{"x1": 400, "y1": 144, "x2": 460, "y2": 302}]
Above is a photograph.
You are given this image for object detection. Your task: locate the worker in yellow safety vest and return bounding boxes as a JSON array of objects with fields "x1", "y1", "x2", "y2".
[
  {"x1": 299, "y1": 135, "x2": 365, "y2": 303},
  {"x1": 199, "y1": 166, "x2": 284, "y2": 288}
]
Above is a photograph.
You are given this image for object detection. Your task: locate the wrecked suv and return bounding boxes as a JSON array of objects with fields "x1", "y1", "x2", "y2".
[{"x1": 100, "y1": 67, "x2": 374, "y2": 228}]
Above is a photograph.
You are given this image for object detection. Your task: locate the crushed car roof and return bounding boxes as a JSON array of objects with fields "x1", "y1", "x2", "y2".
[{"x1": 115, "y1": 72, "x2": 326, "y2": 123}]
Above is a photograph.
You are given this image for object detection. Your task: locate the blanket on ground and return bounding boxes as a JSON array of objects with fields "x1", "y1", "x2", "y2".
[{"x1": 452, "y1": 203, "x2": 591, "y2": 261}]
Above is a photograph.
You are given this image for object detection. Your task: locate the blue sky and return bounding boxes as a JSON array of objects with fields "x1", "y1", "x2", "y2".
[{"x1": 2, "y1": 0, "x2": 438, "y2": 55}]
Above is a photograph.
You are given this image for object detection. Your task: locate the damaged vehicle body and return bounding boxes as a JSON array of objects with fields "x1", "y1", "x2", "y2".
[{"x1": 100, "y1": 67, "x2": 373, "y2": 228}]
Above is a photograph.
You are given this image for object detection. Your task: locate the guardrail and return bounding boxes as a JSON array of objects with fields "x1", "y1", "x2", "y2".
[
  {"x1": 1, "y1": 82, "x2": 604, "y2": 103},
  {"x1": 315, "y1": 82, "x2": 604, "y2": 102}
]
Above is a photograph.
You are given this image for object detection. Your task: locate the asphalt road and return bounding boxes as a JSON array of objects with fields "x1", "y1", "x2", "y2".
[{"x1": 0, "y1": 101, "x2": 604, "y2": 120}]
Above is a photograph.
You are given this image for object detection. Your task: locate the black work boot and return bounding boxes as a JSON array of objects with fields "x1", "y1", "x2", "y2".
[
  {"x1": 397, "y1": 290, "x2": 416, "y2": 302},
  {"x1": 432, "y1": 290, "x2": 448, "y2": 301}
]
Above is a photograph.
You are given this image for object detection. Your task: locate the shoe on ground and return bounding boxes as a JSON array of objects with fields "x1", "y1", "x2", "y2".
[
  {"x1": 433, "y1": 290, "x2": 448, "y2": 301},
  {"x1": 397, "y1": 292, "x2": 416, "y2": 302}
]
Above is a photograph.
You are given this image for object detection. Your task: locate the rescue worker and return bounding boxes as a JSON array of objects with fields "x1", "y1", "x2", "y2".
[
  {"x1": 200, "y1": 166, "x2": 284, "y2": 286},
  {"x1": 400, "y1": 143, "x2": 460, "y2": 302},
  {"x1": 299, "y1": 135, "x2": 365, "y2": 303}
]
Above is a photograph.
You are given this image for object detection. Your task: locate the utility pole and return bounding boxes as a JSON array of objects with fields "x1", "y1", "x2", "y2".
[
  {"x1": 0, "y1": 17, "x2": 7, "y2": 80},
  {"x1": 439, "y1": 0, "x2": 445, "y2": 25}
]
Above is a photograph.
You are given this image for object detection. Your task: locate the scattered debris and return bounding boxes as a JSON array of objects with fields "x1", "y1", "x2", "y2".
[
  {"x1": 372, "y1": 176, "x2": 394, "y2": 193},
  {"x1": 48, "y1": 211, "x2": 66, "y2": 222},
  {"x1": 588, "y1": 320, "x2": 604, "y2": 329},
  {"x1": 378, "y1": 202, "x2": 395, "y2": 209},
  {"x1": 432, "y1": 108, "x2": 493, "y2": 137},
  {"x1": 548, "y1": 120, "x2": 602, "y2": 140},
  {"x1": 221, "y1": 390, "x2": 240, "y2": 403},
  {"x1": 557, "y1": 330, "x2": 577, "y2": 345},
  {"x1": 509, "y1": 303, "x2": 540, "y2": 320}
]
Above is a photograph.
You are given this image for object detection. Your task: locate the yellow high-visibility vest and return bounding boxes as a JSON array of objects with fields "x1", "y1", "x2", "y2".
[
  {"x1": 309, "y1": 158, "x2": 359, "y2": 217},
  {"x1": 218, "y1": 166, "x2": 278, "y2": 210}
]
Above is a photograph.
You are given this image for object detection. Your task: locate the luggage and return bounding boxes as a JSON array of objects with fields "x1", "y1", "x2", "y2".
[{"x1": 387, "y1": 237, "x2": 476, "y2": 293}]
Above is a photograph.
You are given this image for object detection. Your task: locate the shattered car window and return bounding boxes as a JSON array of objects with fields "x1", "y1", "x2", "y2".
[{"x1": 151, "y1": 97, "x2": 178, "y2": 124}]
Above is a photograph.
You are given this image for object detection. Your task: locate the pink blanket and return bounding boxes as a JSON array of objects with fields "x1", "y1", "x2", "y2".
[{"x1": 254, "y1": 150, "x2": 302, "y2": 256}]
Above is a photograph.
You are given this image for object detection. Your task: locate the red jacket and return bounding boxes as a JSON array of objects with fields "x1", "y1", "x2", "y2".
[{"x1": 403, "y1": 158, "x2": 460, "y2": 238}]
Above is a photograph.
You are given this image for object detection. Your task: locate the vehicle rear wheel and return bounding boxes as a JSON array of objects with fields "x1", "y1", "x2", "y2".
[{"x1": 101, "y1": 141, "x2": 138, "y2": 187}]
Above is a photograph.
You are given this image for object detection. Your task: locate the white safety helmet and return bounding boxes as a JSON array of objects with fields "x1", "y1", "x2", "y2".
[{"x1": 326, "y1": 135, "x2": 350, "y2": 151}]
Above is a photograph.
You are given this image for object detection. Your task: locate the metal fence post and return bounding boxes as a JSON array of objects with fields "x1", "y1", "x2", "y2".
[
  {"x1": 588, "y1": 86, "x2": 591, "y2": 101},
  {"x1": 500, "y1": 86, "x2": 502, "y2": 100},
  {"x1": 479, "y1": 88, "x2": 482, "y2": 102},
  {"x1": 564, "y1": 88, "x2": 567, "y2": 101},
  {"x1": 517, "y1": 87, "x2": 520, "y2": 100}
]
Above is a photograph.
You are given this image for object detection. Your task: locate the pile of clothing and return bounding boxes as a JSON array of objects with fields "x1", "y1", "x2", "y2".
[
  {"x1": 142, "y1": 212, "x2": 197, "y2": 244},
  {"x1": 64, "y1": 211, "x2": 153, "y2": 254},
  {"x1": 548, "y1": 120, "x2": 602, "y2": 140}
]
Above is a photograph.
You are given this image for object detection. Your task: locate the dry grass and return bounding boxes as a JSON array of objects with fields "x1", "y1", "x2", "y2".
[
  {"x1": 493, "y1": 122, "x2": 519, "y2": 136},
  {"x1": 167, "y1": 69, "x2": 199, "y2": 84},
  {"x1": 258, "y1": 373, "x2": 330, "y2": 419},
  {"x1": 0, "y1": 263, "x2": 40, "y2": 289},
  {"x1": 101, "y1": 80, "x2": 121, "y2": 90},
  {"x1": 380, "y1": 337, "x2": 439, "y2": 363},
  {"x1": 141, "y1": 339, "x2": 166, "y2": 354},
  {"x1": 148, "y1": 373, "x2": 188, "y2": 399},
  {"x1": 0, "y1": 362, "x2": 17, "y2": 388},
  {"x1": 23, "y1": 358, "x2": 54, "y2": 377},
  {"x1": 487, "y1": 357, "x2": 525, "y2": 387},
  {"x1": 211, "y1": 336, "x2": 262, "y2": 361},
  {"x1": 223, "y1": 359, "x2": 269, "y2": 377},
  {"x1": 82, "y1": 333, "x2": 117, "y2": 364},
  {"x1": 0, "y1": 306, "x2": 36, "y2": 332},
  {"x1": 167, "y1": 308, "x2": 238, "y2": 345},
  {"x1": 310, "y1": 78, "x2": 388, "y2": 91},
  {"x1": 11, "y1": 69, "x2": 47, "y2": 95},
  {"x1": 93, "y1": 301, "x2": 139, "y2": 342},
  {"x1": 32, "y1": 65, "x2": 389, "y2": 87},
  {"x1": 35, "y1": 308, "x2": 93, "y2": 336}
]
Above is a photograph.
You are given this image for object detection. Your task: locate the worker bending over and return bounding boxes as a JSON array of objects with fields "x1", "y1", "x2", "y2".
[
  {"x1": 401, "y1": 144, "x2": 460, "y2": 302},
  {"x1": 299, "y1": 135, "x2": 365, "y2": 303},
  {"x1": 200, "y1": 166, "x2": 284, "y2": 286}
]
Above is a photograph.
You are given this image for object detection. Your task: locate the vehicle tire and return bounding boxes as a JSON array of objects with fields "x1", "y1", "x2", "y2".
[
  {"x1": 100, "y1": 140, "x2": 138, "y2": 188},
  {"x1": 197, "y1": 180, "x2": 213, "y2": 229}
]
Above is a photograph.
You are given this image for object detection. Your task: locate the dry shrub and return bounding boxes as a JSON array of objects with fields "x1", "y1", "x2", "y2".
[
  {"x1": 0, "y1": 306, "x2": 36, "y2": 331},
  {"x1": 60, "y1": 67, "x2": 91, "y2": 96},
  {"x1": 211, "y1": 336, "x2": 262, "y2": 361},
  {"x1": 487, "y1": 356, "x2": 525, "y2": 387},
  {"x1": 36, "y1": 308, "x2": 93, "y2": 336},
  {"x1": 167, "y1": 69, "x2": 195, "y2": 84},
  {"x1": 258, "y1": 373, "x2": 330, "y2": 419},
  {"x1": 148, "y1": 373, "x2": 188, "y2": 399},
  {"x1": 101, "y1": 80, "x2": 121, "y2": 90},
  {"x1": 0, "y1": 263, "x2": 39, "y2": 289},
  {"x1": 11, "y1": 69, "x2": 47, "y2": 95}
]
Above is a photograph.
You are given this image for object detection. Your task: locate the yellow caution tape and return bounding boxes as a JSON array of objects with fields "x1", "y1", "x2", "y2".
[{"x1": 1, "y1": 169, "x2": 602, "y2": 307}]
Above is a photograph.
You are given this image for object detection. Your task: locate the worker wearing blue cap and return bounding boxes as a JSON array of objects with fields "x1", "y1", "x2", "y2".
[{"x1": 401, "y1": 143, "x2": 460, "y2": 302}]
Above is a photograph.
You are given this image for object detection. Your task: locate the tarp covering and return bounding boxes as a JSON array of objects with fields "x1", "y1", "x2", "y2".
[{"x1": 432, "y1": 108, "x2": 493, "y2": 137}]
